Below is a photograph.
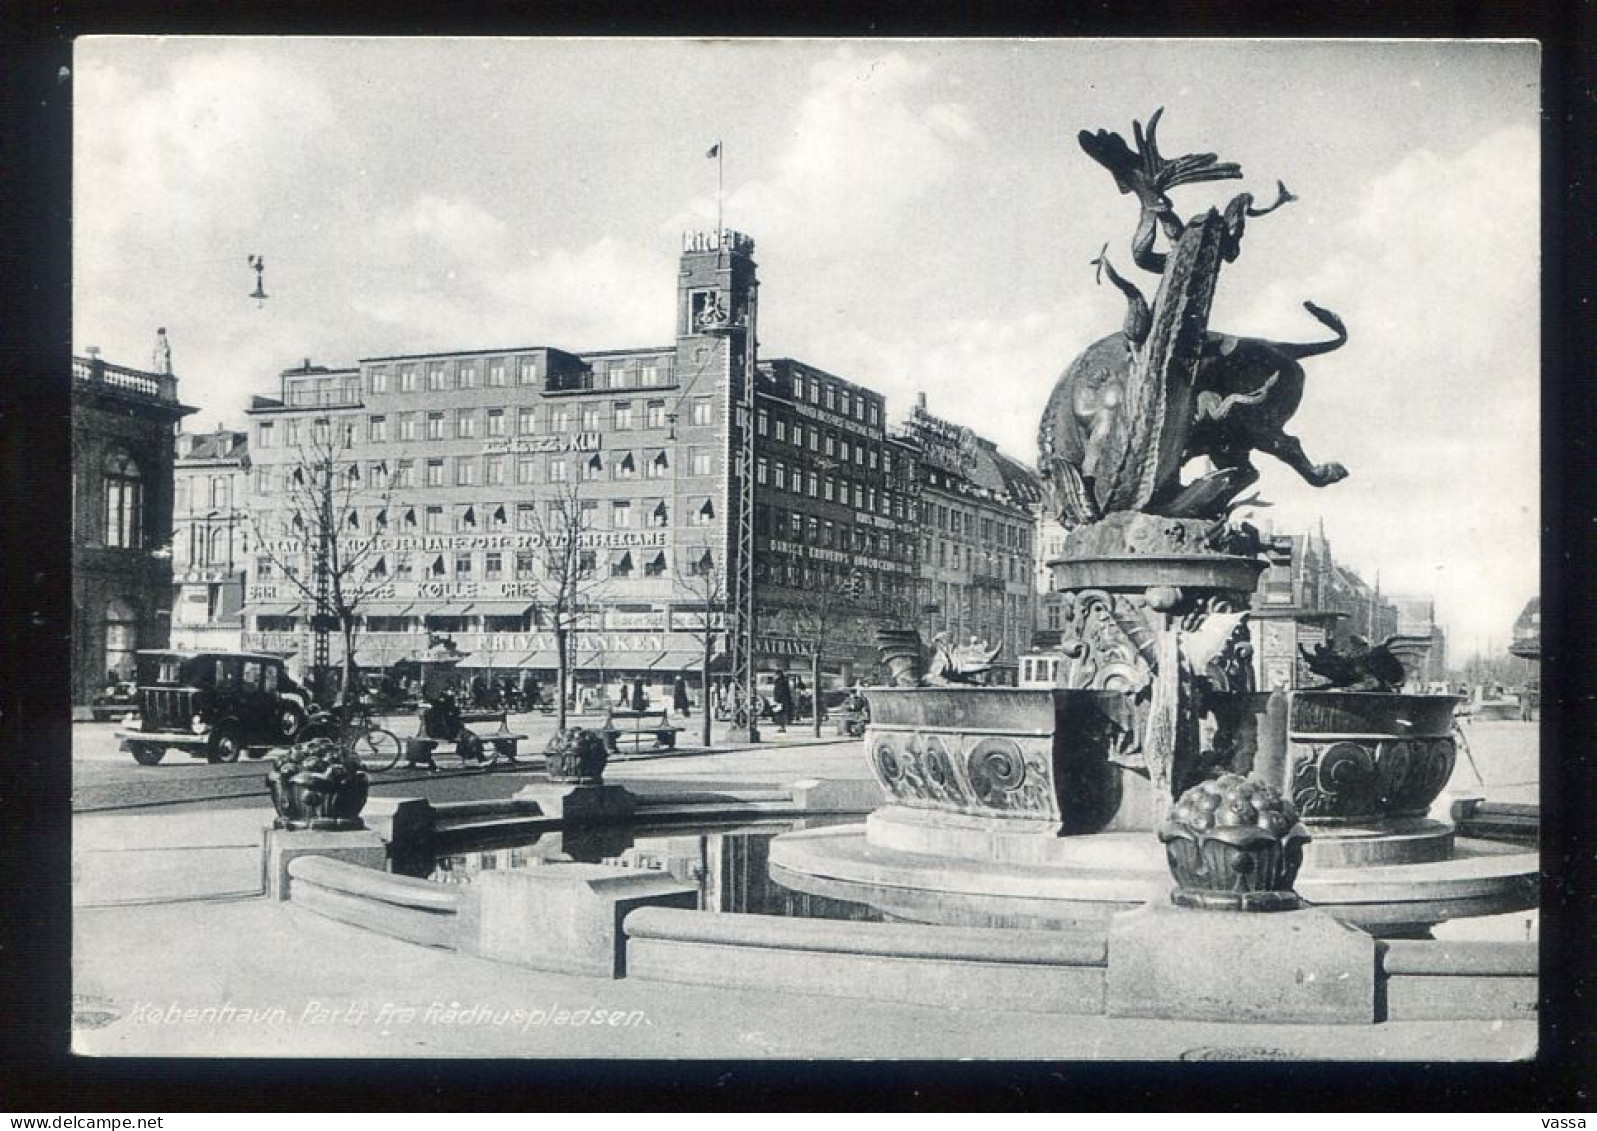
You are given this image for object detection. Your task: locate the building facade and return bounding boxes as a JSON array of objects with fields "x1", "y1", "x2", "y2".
[
  {"x1": 233, "y1": 231, "x2": 1041, "y2": 700},
  {"x1": 71, "y1": 335, "x2": 195, "y2": 703},
  {"x1": 171, "y1": 429, "x2": 250, "y2": 651},
  {"x1": 899, "y1": 397, "x2": 1040, "y2": 680},
  {"x1": 751, "y1": 358, "x2": 919, "y2": 685},
  {"x1": 1388, "y1": 594, "x2": 1448, "y2": 684},
  {"x1": 1245, "y1": 524, "x2": 1416, "y2": 689},
  {"x1": 241, "y1": 232, "x2": 755, "y2": 703}
]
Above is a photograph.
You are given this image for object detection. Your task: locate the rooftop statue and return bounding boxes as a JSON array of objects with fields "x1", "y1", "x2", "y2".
[{"x1": 1039, "y1": 109, "x2": 1350, "y2": 527}]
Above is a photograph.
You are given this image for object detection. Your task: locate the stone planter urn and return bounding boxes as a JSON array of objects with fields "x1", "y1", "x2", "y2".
[
  {"x1": 545, "y1": 727, "x2": 609, "y2": 785},
  {"x1": 266, "y1": 736, "x2": 370, "y2": 831},
  {"x1": 1158, "y1": 773, "x2": 1310, "y2": 912}
]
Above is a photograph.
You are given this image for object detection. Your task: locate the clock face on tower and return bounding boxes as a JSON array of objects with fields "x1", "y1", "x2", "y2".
[{"x1": 690, "y1": 289, "x2": 729, "y2": 331}]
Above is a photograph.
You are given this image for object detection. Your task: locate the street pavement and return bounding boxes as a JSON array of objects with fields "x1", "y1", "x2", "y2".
[{"x1": 69, "y1": 717, "x2": 1543, "y2": 1059}]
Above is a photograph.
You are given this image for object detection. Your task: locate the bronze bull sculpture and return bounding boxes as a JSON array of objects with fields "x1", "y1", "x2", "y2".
[
  {"x1": 1038, "y1": 300, "x2": 1349, "y2": 524},
  {"x1": 1039, "y1": 108, "x2": 1351, "y2": 525}
]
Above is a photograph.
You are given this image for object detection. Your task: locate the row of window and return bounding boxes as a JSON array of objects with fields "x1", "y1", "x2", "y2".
[
  {"x1": 777, "y1": 370, "x2": 883, "y2": 428},
  {"x1": 753, "y1": 556, "x2": 907, "y2": 601},
  {"x1": 252, "y1": 447, "x2": 707, "y2": 495},
  {"x1": 256, "y1": 544, "x2": 711, "y2": 587},
  {"x1": 176, "y1": 523, "x2": 246, "y2": 568},
  {"x1": 257, "y1": 494, "x2": 714, "y2": 539},
  {"x1": 174, "y1": 475, "x2": 234, "y2": 512},
  {"x1": 921, "y1": 499, "x2": 1031, "y2": 554},
  {"x1": 756, "y1": 505, "x2": 913, "y2": 563},
  {"x1": 256, "y1": 398, "x2": 714, "y2": 449},
  {"x1": 755, "y1": 409, "x2": 889, "y2": 470},
  {"x1": 755, "y1": 458, "x2": 907, "y2": 518},
  {"x1": 927, "y1": 582, "x2": 1032, "y2": 646},
  {"x1": 921, "y1": 533, "x2": 1028, "y2": 584},
  {"x1": 361, "y1": 355, "x2": 673, "y2": 395}
]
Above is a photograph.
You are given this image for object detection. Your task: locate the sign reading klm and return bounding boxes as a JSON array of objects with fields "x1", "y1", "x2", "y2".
[{"x1": 482, "y1": 433, "x2": 602, "y2": 455}]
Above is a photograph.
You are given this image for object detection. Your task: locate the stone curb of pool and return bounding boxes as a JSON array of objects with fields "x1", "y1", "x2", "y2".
[{"x1": 261, "y1": 777, "x2": 1536, "y2": 1026}]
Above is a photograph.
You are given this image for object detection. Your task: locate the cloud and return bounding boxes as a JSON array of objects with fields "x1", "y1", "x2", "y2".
[
  {"x1": 73, "y1": 45, "x2": 346, "y2": 418},
  {"x1": 1233, "y1": 125, "x2": 1539, "y2": 655},
  {"x1": 670, "y1": 47, "x2": 977, "y2": 250},
  {"x1": 349, "y1": 224, "x2": 674, "y2": 353}
]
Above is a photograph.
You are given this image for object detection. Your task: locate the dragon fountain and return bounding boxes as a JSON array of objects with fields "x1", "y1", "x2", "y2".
[{"x1": 771, "y1": 110, "x2": 1537, "y2": 938}]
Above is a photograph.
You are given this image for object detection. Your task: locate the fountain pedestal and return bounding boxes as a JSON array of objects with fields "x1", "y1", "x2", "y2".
[{"x1": 774, "y1": 107, "x2": 1535, "y2": 945}]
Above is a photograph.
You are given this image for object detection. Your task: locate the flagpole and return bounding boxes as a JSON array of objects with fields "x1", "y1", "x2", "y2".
[{"x1": 716, "y1": 143, "x2": 724, "y2": 240}]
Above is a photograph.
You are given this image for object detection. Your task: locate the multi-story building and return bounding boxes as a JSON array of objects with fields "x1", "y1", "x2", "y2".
[
  {"x1": 1033, "y1": 510, "x2": 1070, "y2": 648},
  {"x1": 242, "y1": 232, "x2": 756, "y2": 703},
  {"x1": 1247, "y1": 523, "x2": 1409, "y2": 688},
  {"x1": 71, "y1": 332, "x2": 196, "y2": 703},
  {"x1": 171, "y1": 428, "x2": 250, "y2": 651},
  {"x1": 899, "y1": 396, "x2": 1040, "y2": 681},
  {"x1": 751, "y1": 358, "x2": 919, "y2": 684},
  {"x1": 1388, "y1": 594, "x2": 1448, "y2": 684},
  {"x1": 235, "y1": 231, "x2": 1041, "y2": 700}
]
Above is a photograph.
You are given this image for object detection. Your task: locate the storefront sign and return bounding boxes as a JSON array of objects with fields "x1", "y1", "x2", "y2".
[
  {"x1": 605, "y1": 609, "x2": 668, "y2": 630},
  {"x1": 483, "y1": 433, "x2": 602, "y2": 455},
  {"x1": 764, "y1": 537, "x2": 905, "y2": 576},
  {"x1": 669, "y1": 609, "x2": 726, "y2": 631},
  {"x1": 258, "y1": 529, "x2": 668, "y2": 556},
  {"x1": 908, "y1": 406, "x2": 979, "y2": 475}
]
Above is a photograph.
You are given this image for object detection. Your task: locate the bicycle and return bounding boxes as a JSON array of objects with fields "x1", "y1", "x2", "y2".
[{"x1": 300, "y1": 700, "x2": 404, "y2": 773}]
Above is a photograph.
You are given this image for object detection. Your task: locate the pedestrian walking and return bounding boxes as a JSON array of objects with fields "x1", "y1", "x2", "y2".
[
  {"x1": 772, "y1": 670, "x2": 793, "y2": 733},
  {"x1": 673, "y1": 674, "x2": 691, "y2": 718}
]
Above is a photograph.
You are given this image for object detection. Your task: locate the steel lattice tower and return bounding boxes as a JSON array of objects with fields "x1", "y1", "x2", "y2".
[{"x1": 725, "y1": 278, "x2": 759, "y2": 741}]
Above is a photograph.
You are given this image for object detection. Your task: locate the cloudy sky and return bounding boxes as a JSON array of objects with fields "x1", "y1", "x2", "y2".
[{"x1": 73, "y1": 38, "x2": 1538, "y2": 661}]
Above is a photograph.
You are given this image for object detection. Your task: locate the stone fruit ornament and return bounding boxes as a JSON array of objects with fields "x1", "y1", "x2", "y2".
[
  {"x1": 544, "y1": 727, "x2": 609, "y2": 785},
  {"x1": 267, "y1": 735, "x2": 370, "y2": 831},
  {"x1": 1158, "y1": 773, "x2": 1310, "y2": 911}
]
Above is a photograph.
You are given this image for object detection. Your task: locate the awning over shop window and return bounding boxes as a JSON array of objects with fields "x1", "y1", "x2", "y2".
[
  {"x1": 241, "y1": 602, "x2": 303, "y2": 616},
  {"x1": 652, "y1": 650, "x2": 719, "y2": 671},
  {"x1": 423, "y1": 604, "x2": 473, "y2": 618},
  {"x1": 471, "y1": 602, "x2": 536, "y2": 616},
  {"x1": 455, "y1": 653, "x2": 520, "y2": 670},
  {"x1": 359, "y1": 603, "x2": 415, "y2": 617}
]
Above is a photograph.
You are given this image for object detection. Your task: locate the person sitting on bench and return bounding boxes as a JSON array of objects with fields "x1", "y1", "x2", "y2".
[{"x1": 414, "y1": 690, "x2": 485, "y2": 768}]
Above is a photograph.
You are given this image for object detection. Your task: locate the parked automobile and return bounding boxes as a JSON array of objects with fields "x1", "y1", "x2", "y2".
[
  {"x1": 115, "y1": 649, "x2": 311, "y2": 765},
  {"x1": 89, "y1": 680, "x2": 138, "y2": 722}
]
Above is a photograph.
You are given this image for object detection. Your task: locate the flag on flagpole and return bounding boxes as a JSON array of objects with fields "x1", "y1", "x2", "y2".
[{"x1": 706, "y1": 142, "x2": 720, "y2": 159}]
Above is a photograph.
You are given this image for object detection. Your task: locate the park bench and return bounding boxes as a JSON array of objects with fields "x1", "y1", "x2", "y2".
[
  {"x1": 403, "y1": 709, "x2": 528, "y2": 767},
  {"x1": 602, "y1": 708, "x2": 683, "y2": 757}
]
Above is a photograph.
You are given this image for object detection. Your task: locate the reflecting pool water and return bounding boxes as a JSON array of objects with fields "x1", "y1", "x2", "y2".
[{"x1": 424, "y1": 817, "x2": 883, "y2": 922}]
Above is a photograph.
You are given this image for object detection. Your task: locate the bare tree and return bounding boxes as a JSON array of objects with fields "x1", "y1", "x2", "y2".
[
  {"x1": 787, "y1": 566, "x2": 868, "y2": 737},
  {"x1": 674, "y1": 541, "x2": 725, "y2": 748},
  {"x1": 247, "y1": 423, "x2": 398, "y2": 708},
  {"x1": 521, "y1": 476, "x2": 608, "y2": 730}
]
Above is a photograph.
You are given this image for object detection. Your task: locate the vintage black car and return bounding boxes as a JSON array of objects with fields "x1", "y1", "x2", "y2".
[
  {"x1": 115, "y1": 649, "x2": 311, "y2": 764},
  {"x1": 89, "y1": 680, "x2": 138, "y2": 721}
]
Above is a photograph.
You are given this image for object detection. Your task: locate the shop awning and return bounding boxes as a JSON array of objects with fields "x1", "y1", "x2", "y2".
[
  {"x1": 359, "y1": 602, "x2": 415, "y2": 617},
  {"x1": 422, "y1": 604, "x2": 473, "y2": 618},
  {"x1": 471, "y1": 602, "x2": 537, "y2": 617},
  {"x1": 241, "y1": 601, "x2": 303, "y2": 616},
  {"x1": 517, "y1": 651, "x2": 559, "y2": 668},
  {"x1": 455, "y1": 653, "x2": 521, "y2": 670},
  {"x1": 651, "y1": 650, "x2": 718, "y2": 671}
]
